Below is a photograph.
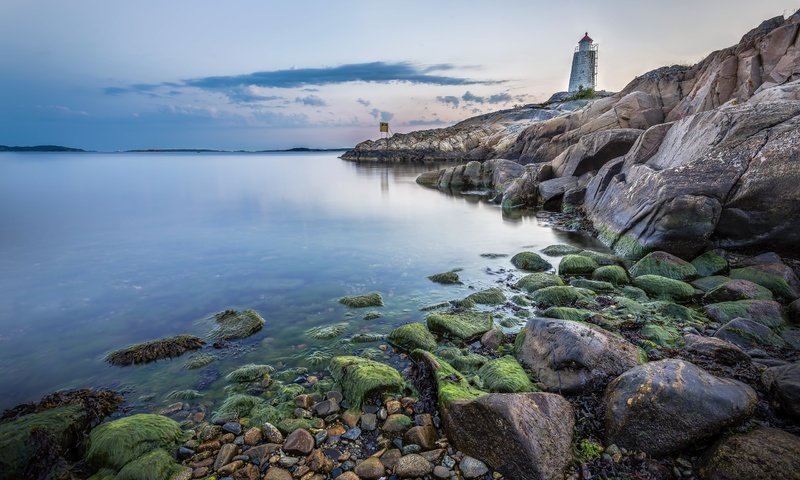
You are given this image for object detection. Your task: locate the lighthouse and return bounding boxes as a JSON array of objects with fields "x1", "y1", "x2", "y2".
[{"x1": 568, "y1": 32, "x2": 598, "y2": 93}]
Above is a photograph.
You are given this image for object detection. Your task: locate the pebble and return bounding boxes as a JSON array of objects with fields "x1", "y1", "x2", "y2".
[
  {"x1": 314, "y1": 430, "x2": 329, "y2": 446},
  {"x1": 459, "y1": 456, "x2": 488, "y2": 479},
  {"x1": 341, "y1": 427, "x2": 362, "y2": 441},
  {"x1": 377, "y1": 407, "x2": 388, "y2": 420},
  {"x1": 261, "y1": 422, "x2": 284, "y2": 444},
  {"x1": 361, "y1": 413, "x2": 378, "y2": 431},
  {"x1": 278, "y1": 456, "x2": 298, "y2": 468},
  {"x1": 442, "y1": 455, "x2": 456, "y2": 468},
  {"x1": 334, "y1": 472, "x2": 359, "y2": 480},
  {"x1": 386, "y1": 400, "x2": 401, "y2": 414},
  {"x1": 213, "y1": 443, "x2": 240, "y2": 471},
  {"x1": 402, "y1": 444, "x2": 421, "y2": 455},
  {"x1": 263, "y1": 467, "x2": 293, "y2": 480},
  {"x1": 433, "y1": 465, "x2": 450, "y2": 479},
  {"x1": 395, "y1": 453, "x2": 433, "y2": 478},
  {"x1": 355, "y1": 456, "x2": 386, "y2": 479},
  {"x1": 283, "y1": 429, "x2": 314, "y2": 455},
  {"x1": 222, "y1": 421, "x2": 242, "y2": 436},
  {"x1": 177, "y1": 446, "x2": 194, "y2": 460},
  {"x1": 327, "y1": 391, "x2": 344, "y2": 403}
]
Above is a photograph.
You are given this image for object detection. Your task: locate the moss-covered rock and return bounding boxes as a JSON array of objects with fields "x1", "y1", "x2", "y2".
[
  {"x1": 114, "y1": 448, "x2": 188, "y2": 480},
  {"x1": 629, "y1": 251, "x2": 698, "y2": 281},
  {"x1": 210, "y1": 309, "x2": 265, "y2": 340},
  {"x1": 428, "y1": 271, "x2": 461, "y2": 284},
  {"x1": 209, "y1": 394, "x2": 264, "y2": 424},
  {"x1": 350, "y1": 332, "x2": 384, "y2": 343},
  {"x1": 0, "y1": 390, "x2": 122, "y2": 480},
  {"x1": 435, "y1": 347, "x2": 489, "y2": 374},
  {"x1": 410, "y1": 351, "x2": 486, "y2": 407},
  {"x1": 592, "y1": 265, "x2": 629, "y2": 285},
  {"x1": 225, "y1": 364, "x2": 274, "y2": 383},
  {"x1": 558, "y1": 255, "x2": 599, "y2": 276},
  {"x1": 106, "y1": 335, "x2": 205, "y2": 366},
  {"x1": 465, "y1": 287, "x2": 506, "y2": 305},
  {"x1": 515, "y1": 272, "x2": 564, "y2": 293},
  {"x1": 510, "y1": 252, "x2": 552, "y2": 272},
  {"x1": 339, "y1": 292, "x2": 384, "y2": 308},
  {"x1": 363, "y1": 311, "x2": 382, "y2": 320},
  {"x1": 477, "y1": 356, "x2": 536, "y2": 393},
  {"x1": 541, "y1": 244, "x2": 583, "y2": 256},
  {"x1": 619, "y1": 285, "x2": 649, "y2": 301},
  {"x1": 730, "y1": 264, "x2": 800, "y2": 301},
  {"x1": 511, "y1": 294, "x2": 531, "y2": 306},
  {"x1": 691, "y1": 276, "x2": 731, "y2": 292},
  {"x1": 329, "y1": 356, "x2": 404, "y2": 409},
  {"x1": 276, "y1": 417, "x2": 324, "y2": 435},
  {"x1": 570, "y1": 278, "x2": 615, "y2": 293},
  {"x1": 86, "y1": 414, "x2": 184, "y2": 473},
  {"x1": 541, "y1": 307, "x2": 596, "y2": 322},
  {"x1": 704, "y1": 300, "x2": 785, "y2": 329},
  {"x1": 691, "y1": 251, "x2": 728, "y2": 277},
  {"x1": 640, "y1": 323, "x2": 682, "y2": 347},
  {"x1": 632, "y1": 275, "x2": 695, "y2": 302},
  {"x1": 388, "y1": 323, "x2": 437, "y2": 352},
  {"x1": 577, "y1": 250, "x2": 621, "y2": 267},
  {"x1": 530, "y1": 286, "x2": 595, "y2": 308},
  {"x1": 426, "y1": 311, "x2": 493, "y2": 342},
  {"x1": 703, "y1": 279, "x2": 773, "y2": 303}
]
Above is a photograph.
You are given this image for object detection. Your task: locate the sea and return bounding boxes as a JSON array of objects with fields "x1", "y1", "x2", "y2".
[{"x1": 0, "y1": 151, "x2": 605, "y2": 411}]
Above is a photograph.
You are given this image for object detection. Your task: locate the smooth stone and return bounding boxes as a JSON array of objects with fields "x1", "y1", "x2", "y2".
[
  {"x1": 360, "y1": 413, "x2": 377, "y2": 431},
  {"x1": 394, "y1": 453, "x2": 433, "y2": 478},
  {"x1": 222, "y1": 421, "x2": 242, "y2": 436},
  {"x1": 699, "y1": 427, "x2": 800, "y2": 479},
  {"x1": 283, "y1": 428, "x2": 314, "y2": 456},
  {"x1": 459, "y1": 456, "x2": 489, "y2": 479},
  {"x1": 261, "y1": 422, "x2": 284, "y2": 444},
  {"x1": 341, "y1": 427, "x2": 361, "y2": 441},
  {"x1": 264, "y1": 467, "x2": 293, "y2": 480},
  {"x1": 403, "y1": 425, "x2": 438, "y2": 451},
  {"x1": 354, "y1": 456, "x2": 385, "y2": 479},
  {"x1": 213, "y1": 443, "x2": 240, "y2": 471}
]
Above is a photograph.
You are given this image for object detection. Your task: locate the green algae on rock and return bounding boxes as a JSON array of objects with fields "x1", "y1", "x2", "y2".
[
  {"x1": 515, "y1": 272, "x2": 564, "y2": 293},
  {"x1": 730, "y1": 264, "x2": 800, "y2": 301},
  {"x1": 225, "y1": 363, "x2": 274, "y2": 383},
  {"x1": 428, "y1": 271, "x2": 461, "y2": 284},
  {"x1": 465, "y1": 287, "x2": 506, "y2": 305},
  {"x1": 569, "y1": 278, "x2": 615, "y2": 293},
  {"x1": 305, "y1": 322, "x2": 349, "y2": 340},
  {"x1": 541, "y1": 244, "x2": 583, "y2": 256},
  {"x1": 339, "y1": 292, "x2": 384, "y2": 308},
  {"x1": 703, "y1": 299, "x2": 785, "y2": 328},
  {"x1": 510, "y1": 251, "x2": 552, "y2": 272},
  {"x1": 632, "y1": 275, "x2": 695, "y2": 302},
  {"x1": 209, "y1": 394, "x2": 265, "y2": 424},
  {"x1": 541, "y1": 306, "x2": 596, "y2": 322},
  {"x1": 388, "y1": 323, "x2": 437, "y2": 352},
  {"x1": 641, "y1": 323, "x2": 682, "y2": 347},
  {"x1": 209, "y1": 309, "x2": 265, "y2": 340},
  {"x1": 435, "y1": 346, "x2": 489, "y2": 374},
  {"x1": 629, "y1": 251, "x2": 698, "y2": 281},
  {"x1": 363, "y1": 311, "x2": 382, "y2": 320},
  {"x1": 165, "y1": 389, "x2": 203, "y2": 401},
  {"x1": 592, "y1": 265, "x2": 629, "y2": 285},
  {"x1": 113, "y1": 448, "x2": 189, "y2": 480},
  {"x1": 577, "y1": 249, "x2": 622, "y2": 267},
  {"x1": 106, "y1": 335, "x2": 205, "y2": 366},
  {"x1": 410, "y1": 350, "x2": 486, "y2": 407},
  {"x1": 690, "y1": 251, "x2": 728, "y2": 277},
  {"x1": 426, "y1": 311, "x2": 493, "y2": 342},
  {"x1": 329, "y1": 356, "x2": 404, "y2": 409},
  {"x1": 691, "y1": 275, "x2": 731, "y2": 292},
  {"x1": 530, "y1": 286, "x2": 595, "y2": 308},
  {"x1": 703, "y1": 279, "x2": 773, "y2": 303},
  {"x1": 350, "y1": 332, "x2": 385, "y2": 343},
  {"x1": 86, "y1": 414, "x2": 185, "y2": 473},
  {"x1": 558, "y1": 254, "x2": 599, "y2": 276},
  {"x1": 183, "y1": 353, "x2": 216, "y2": 369},
  {"x1": 477, "y1": 356, "x2": 536, "y2": 393}
]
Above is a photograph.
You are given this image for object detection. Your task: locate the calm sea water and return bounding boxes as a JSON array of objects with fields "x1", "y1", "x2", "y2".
[{"x1": 0, "y1": 152, "x2": 604, "y2": 410}]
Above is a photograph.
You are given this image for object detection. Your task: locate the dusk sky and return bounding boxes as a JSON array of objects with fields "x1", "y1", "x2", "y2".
[{"x1": 1, "y1": 1, "x2": 797, "y2": 150}]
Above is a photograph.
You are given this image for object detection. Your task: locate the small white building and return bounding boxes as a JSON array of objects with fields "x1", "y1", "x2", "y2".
[{"x1": 568, "y1": 32, "x2": 598, "y2": 93}]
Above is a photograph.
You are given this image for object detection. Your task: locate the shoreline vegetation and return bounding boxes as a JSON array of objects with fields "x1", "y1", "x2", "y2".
[{"x1": 3, "y1": 10, "x2": 800, "y2": 480}]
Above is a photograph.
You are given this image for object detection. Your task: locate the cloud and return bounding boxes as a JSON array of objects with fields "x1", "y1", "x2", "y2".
[
  {"x1": 295, "y1": 95, "x2": 326, "y2": 106},
  {"x1": 462, "y1": 91, "x2": 484, "y2": 103},
  {"x1": 37, "y1": 105, "x2": 89, "y2": 116},
  {"x1": 227, "y1": 86, "x2": 284, "y2": 103},
  {"x1": 357, "y1": 98, "x2": 371, "y2": 107},
  {"x1": 369, "y1": 109, "x2": 394, "y2": 122},
  {"x1": 436, "y1": 95, "x2": 460, "y2": 108},
  {"x1": 488, "y1": 93, "x2": 512, "y2": 104}
]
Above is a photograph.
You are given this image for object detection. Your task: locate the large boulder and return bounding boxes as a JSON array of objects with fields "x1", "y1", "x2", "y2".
[
  {"x1": 517, "y1": 317, "x2": 643, "y2": 393},
  {"x1": 550, "y1": 128, "x2": 643, "y2": 178},
  {"x1": 762, "y1": 362, "x2": 800, "y2": 422},
  {"x1": 699, "y1": 427, "x2": 800, "y2": 480},
  {"x1": 714, "y1": 318, "x2": 787, "y2": 349},
  {"x1": 442, "y1": 393, "x2": 574, "y2": 480},
  {"x1": 329, "y1": 357, "x2": 404, "y2": 409},
  {"x1": 629, "y1": 251, "x2": 698, "y2": 281},
  {"x1": 729, "y1": 263, "x2": 800, "y2": 301},
  {"x1": 704, "y1": 299, "x2": 785, "y2": 328},
  {"x1": 604, "y1": 359, "x2": 757, "y2": 457}
]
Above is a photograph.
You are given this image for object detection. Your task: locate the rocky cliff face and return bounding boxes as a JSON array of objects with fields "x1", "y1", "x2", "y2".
[{"x1": 405, "y1": 11, "x2": 800, "y2": 259}]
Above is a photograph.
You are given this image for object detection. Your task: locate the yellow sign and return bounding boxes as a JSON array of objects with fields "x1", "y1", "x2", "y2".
[{"x1": 379, "y1": 122, "x2": 389, "y2": 133}]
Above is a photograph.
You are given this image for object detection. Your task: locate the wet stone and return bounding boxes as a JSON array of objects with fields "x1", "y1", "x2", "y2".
[
  {"x1": 342, "y1": 427, "x2": 362, "y2": 441},
  {"x1": 222, "y1": 421, "x2": 242, "y2": 436},
  {"x1": 283, "y1": 428, "x2": 315, "y2": 456},
  {"x1": 261, "y1": 422, "x2": 284, "y2": 444},
  {"x1": 459, "y1": 456, "x2": 489, "y2": 478},
  {"x1": 360, "y1": 413, "x2": 378, "y2": 431}
]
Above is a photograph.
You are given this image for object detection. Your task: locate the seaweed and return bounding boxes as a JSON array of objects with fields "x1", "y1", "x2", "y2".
[
  {"x1": 339, "y1": 293, "x2": 384, "y2": 308},
  {"x1": 329, "y1": 356, "x2": 404, "y2": 409},
  {"x1": 86, "y1": 414, "x2": 184, "y2": 472},
  {"x1": 106, "y1": 335, "x2": 205, "y2": 366},
  {"x1": 209, "y1": 309, "x2": 265, "y2": 340},
  {"x1": 510, "y1": 251, "x2": 552, "y2": 272}
]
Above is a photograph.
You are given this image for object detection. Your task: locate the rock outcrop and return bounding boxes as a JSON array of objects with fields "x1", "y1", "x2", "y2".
[{"x1": 698, "y1": 427, "x2": 800, "y2": 480}]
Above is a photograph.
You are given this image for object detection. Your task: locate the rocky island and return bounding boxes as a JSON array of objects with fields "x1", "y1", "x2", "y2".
[{"x1": 2, "y1": 10, "x2": 800, "y2": 480}]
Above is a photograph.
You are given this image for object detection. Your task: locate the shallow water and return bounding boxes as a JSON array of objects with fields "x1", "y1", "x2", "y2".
[{"x1": 0, "y1": 152, "x2": 605, "y2": 410}]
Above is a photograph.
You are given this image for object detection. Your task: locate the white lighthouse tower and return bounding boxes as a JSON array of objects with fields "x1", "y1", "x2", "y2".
[{"x1": 568, "y1": 32, "x2": 598, "y2": 92}]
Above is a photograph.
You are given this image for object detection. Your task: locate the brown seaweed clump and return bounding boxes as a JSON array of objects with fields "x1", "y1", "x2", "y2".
[{"x1": 106, "y1": 334, "x2": 205, "y2": 366}]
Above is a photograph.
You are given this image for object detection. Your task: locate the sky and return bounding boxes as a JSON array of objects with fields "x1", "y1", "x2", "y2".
[{"x1": 0, "y1": 1, "x2": 797, "y2": 150}]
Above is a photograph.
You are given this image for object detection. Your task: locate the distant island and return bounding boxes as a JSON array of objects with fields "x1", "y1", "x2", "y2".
[
  {"x1": 125, "y1": 147, "x2": 350, "y2": 153},
  {"x1": 0, "y1": 145, "x2": 85, "y2": 152}
]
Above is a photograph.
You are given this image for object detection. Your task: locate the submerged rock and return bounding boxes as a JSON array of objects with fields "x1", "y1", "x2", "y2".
[
  {"x1": 517, "y1": 317, "x2": 642, "y2": 393},
  {"x1": 106, "y1": 334, "x2": 205, "y2": 366},
  {"x1": 465, "y1": 287, "x2": 506, "y2": 305},
  {"x1": 699, "y1": 427, "x2": 800, "y2": 480},
  {"x1": 604, "y1": 359, "x2": 757, "y2": 457},
  {"x1": 225, "y1": 363, "x2": 273, "y2": 383},
  {"x1": 428, "y1": 271, "x2": 461, "y2": 284},
  {"x1": 329, "y1": 356, "x2": 404, "y2": 409},
  {"x1": 442, "y1": 393, "x2": 574, "y2": 480},
  {"x1": 339, "y1": 292, "x2": 384, "y2": 308},
  {"x1": 209, "y1": 309, "x2": 265, "y2": 340}
]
